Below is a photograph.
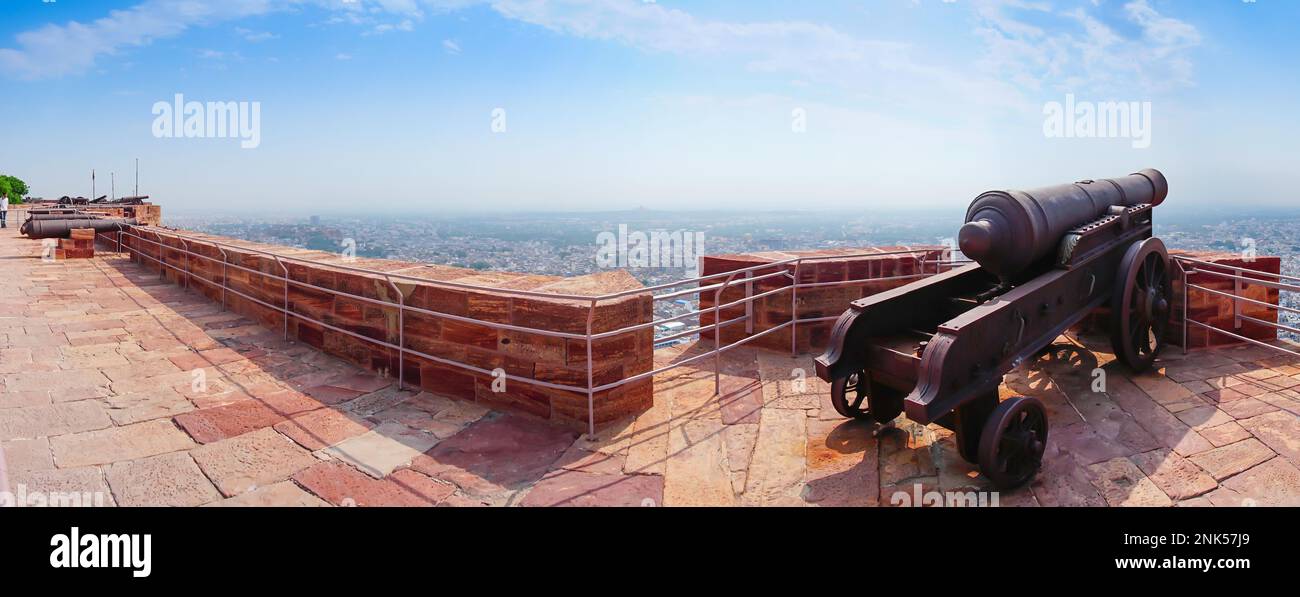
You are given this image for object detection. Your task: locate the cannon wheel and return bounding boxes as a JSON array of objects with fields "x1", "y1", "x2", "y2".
[
  {"x1": 1111, "y1": 238, "x2": 1172, "y2": 373},
  {"x1": 953, "y1": 391, "x2": 999, "y2": 464},
  {"x1": 978, "y1": 396, "x2": 1048, "y2": 489},
  {"x1": 830, "y1": 371, "x2": 905, "y2": 424}
]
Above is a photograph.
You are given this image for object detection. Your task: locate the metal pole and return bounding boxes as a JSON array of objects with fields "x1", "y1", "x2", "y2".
[
  {"x1": 1233, "y1": 266, "x2": 1244, "y2": 330},
  {"x1": 218, "y1": 247, "x2": 228, "y2": 311},
  {"x1": 386, "y1": 276, "x2": 405, "y2": 390},
  {"x1": 586, "y1": 299, "x2": 597, "y2": 439},
  {"x1": 181, "y1": 239, "x2": 190, "y2": 290},
  {"x1": 274, "y1": 257, "x2": 290, "y2": 340},
  {"x1": 790, "y1": 261, "x2": 800, "y2": 355},
  {"x1": 713, "y1": 271, "x2": 740, "y2": 395},
  {"x1": 744, "y1": 270, "x2": 754, "y2": 335},
  {"x1": 135, "y1": 158, "x2": 139, "y2": 198},
  {"x1": 1182, "y1": 266, "x2": 1189, "y2": 355}
]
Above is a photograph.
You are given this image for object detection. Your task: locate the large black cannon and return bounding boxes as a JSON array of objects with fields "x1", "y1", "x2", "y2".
[
  {"x1": 20, "y1": 216, "x2": 135, "y2": 239},
  {"x1": 815, "y1": 169, "x2": 1172, "y2": 488}
]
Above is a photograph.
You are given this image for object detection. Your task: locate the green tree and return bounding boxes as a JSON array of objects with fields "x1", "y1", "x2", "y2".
[{"x1": 0, "y1": 174, "x2": 29, "y2": 204}]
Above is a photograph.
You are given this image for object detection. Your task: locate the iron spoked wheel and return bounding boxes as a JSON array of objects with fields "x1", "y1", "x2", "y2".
[
  {"x1": 830, "y1": 371, "x2": 904, "y2": 424},
  {"x1": 1110, "y1": 238, "x2": 1172, "y2": 373},
  {"x1": 977, "y1": 396, "x2": 1048, "y2": 489}
]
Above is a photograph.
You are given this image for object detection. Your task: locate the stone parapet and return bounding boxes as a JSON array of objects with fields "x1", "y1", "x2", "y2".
[
  {"x1": 1170, "y1": 251, "x2": 1283, "y2": 349},
  {"x1": 700, "y1": 247, "x2": 1288, "y2": 355},
  {"x1": 111, "y1": 226, "x2": 653, "y2": 430},
  {"x1": 699, "y1": 247, "x2": 950, "y2": 353}
]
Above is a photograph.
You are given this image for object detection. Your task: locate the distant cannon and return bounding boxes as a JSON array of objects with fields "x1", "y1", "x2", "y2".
[
  {"x1": 21, "y1": 217, "x2": 135, "y2": 239},
  {"x1": 815, "y1": 169, "x2": 1172, "y2": 488},
  {"x1": 25, "y1": 211, "x2": 100, "y2": 221}
]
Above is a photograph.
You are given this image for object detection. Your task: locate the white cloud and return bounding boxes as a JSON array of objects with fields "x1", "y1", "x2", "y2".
[
  {"x1": 442, "y1": 39, "x2": 461, "y2": 54},
  {"x1": 490, "y1": 0, "x2": 1026, "y2": 111},
  {"x1": 367, "y1": 19, "x2": 417, "y2": 36},
  {"x1": 235, "y1": 27, "x2": 279, "y2": 42},
  {"x1": 0, "y1": 0, "x2": 1201, "y2": 105},
  {"x1": 0, "y1": 0, "x2": 292, "y2": 79},
  {"x1": 972, "y1": 0, "x2": 1202, "y2": 94}
]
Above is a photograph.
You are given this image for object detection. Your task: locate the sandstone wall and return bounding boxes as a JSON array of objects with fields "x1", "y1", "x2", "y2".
[
  {"x1": 700, "y1": 247, "x2": 1287, "y2": 354},
  {"x1": 84, "y1": 204, "x2": 163, "y2": 226},
  {"x1": 699, "y1": 247, "x2": 950, "y2": 353},
  {"x1": 111, "y1": 227, "x2": 653, "y2": 430},
  {"x1": 1170, "y1": 251, "x2": 1283, "y2": 348}
]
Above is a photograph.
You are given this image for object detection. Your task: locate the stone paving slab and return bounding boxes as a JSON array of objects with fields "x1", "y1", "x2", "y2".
[
  {"x1": 519, "y1": 469, "x2": 664, "y2": 507},
  {"x1": 8, "y1": 467, "x2": 117, "y2": 507},
  {"x1": 50, "y1": 418, "x2": 196, "y2": 468},
  {"x1": 205, "y1": 481, "x2": 329, "y2": 507},
  {"x1": 292, "y1": 461, "x2": 452, "y2": 506},
  {"x1": 320, "y1": 422, "x2": 440, "y2": 478},
  {"x1": 190, "y1": 427, "x2": 317, "y2": 497},
  {"x1": 104, "y1": 452, "x2": 223, "y2": 507},
  {"x1": 4, "y1": 227, "x2": 1300, "y2": 506}
]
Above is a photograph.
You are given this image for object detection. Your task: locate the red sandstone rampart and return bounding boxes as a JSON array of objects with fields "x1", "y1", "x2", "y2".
[
  {"x1": 110, "y1": 227, "x2": 653, "y2": 430},
  {"x1": 699, "y1": 247, "x2": 950, "y2": 352},
  {"x1": 1170, "y1": 251, "x2": 1282, "y2": 348}
]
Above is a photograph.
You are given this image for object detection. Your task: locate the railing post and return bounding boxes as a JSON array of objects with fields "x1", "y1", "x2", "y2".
[
  {"x1": 181, "y1": 239, "x2": 191, "y2": 291},
  {"x1": 1233, "y1": 266, "x2": 1244, "y2": 330},
  {"x1": 744, "y1": 270, "x2": 754, "y2": 335},
  {"x1": 790, "y1": 261, "x2": 800, "y2": 356},
  {"x1": 386, "y1": 276, "x2": 405, "y2": 391},
  {"x1": 218, "y1": 247, "x2": 228, "y2": 311},
  {"x1": 274, "y1": 257, "x2": 290, "y2": 341},
  {"x1": 586, "y1": 298, "x2": 597, "y2": 439},
  {"x1": 1182, "y1": 265, "x2": 1189, "y2": 355},
  {"x1": 713, "y1": 271, "x2": 740, "y2": 396}
]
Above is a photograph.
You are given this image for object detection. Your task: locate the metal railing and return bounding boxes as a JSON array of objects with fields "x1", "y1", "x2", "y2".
[
  {"x1": 99, "y1": 225, "x2": 961, "y2": 436},
  {"x1": 5, "y1": 208, "x2": 30, "y2": 228},
  {"x1": 1173, "y1": 255, "x2": 1300, "y2": 359}
]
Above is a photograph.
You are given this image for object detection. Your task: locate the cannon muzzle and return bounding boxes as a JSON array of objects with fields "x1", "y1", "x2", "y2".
[{"x1": 959, "y1": 169, "x2": 1167, "y2": 279}]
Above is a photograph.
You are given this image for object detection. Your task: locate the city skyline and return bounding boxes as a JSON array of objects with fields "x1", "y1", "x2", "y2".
[{"x1": 2, "y1": 1, "x2": 1298, "y2": 213}]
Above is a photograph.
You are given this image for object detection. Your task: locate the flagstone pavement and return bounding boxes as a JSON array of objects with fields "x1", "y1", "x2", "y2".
[{"x1": 3, "y1": 225, "x2": 1300, "y2": 507}]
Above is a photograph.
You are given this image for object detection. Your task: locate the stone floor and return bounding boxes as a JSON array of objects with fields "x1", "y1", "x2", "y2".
[{"x1": 3, "y1": 226, "x2": 1300, "y2": 507}]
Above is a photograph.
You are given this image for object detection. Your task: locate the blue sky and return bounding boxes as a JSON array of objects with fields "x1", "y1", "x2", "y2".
[{"x1": 0, "y1": 0, "x2": 1296, "y2": 214}]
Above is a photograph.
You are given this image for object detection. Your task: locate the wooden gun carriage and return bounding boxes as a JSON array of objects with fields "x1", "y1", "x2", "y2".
[{"x1": 814, "y1": 170, "x2": 1173, "y2": 488}]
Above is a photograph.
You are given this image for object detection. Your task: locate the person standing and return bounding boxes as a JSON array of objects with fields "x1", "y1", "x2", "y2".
[{"x1": 0, "y1": 192, "x2": 8, "y2": 229}]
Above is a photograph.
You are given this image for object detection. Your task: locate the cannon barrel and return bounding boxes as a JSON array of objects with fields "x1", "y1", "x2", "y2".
[
  {"x1": 958, "y1": 168, "x2": 1167, "y2": 279},
  {"x1": 25, "y1": 212, "x2": 101, "y2": 221},
  {"x1": 21, "y1": 217, "x2": 136, "y2": 239}
]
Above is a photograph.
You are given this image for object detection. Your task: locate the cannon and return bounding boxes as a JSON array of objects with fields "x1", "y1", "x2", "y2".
[
  {"x1": 815, "y1": 169, "x2": 1172, "y2": 488},
  {"x1": 21, "y1": 217, "x2": 135, "y2": 239}
]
